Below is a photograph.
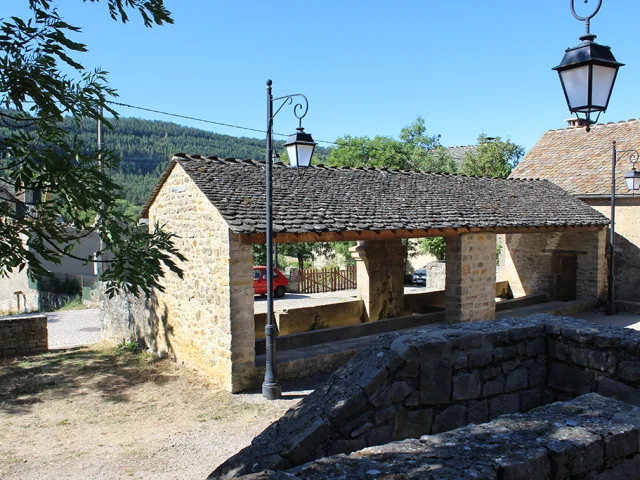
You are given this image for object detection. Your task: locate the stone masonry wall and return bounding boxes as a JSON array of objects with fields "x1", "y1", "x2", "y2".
[
  {"x1": 502, "y1": 229, "x2": 607, "y2": 301},
  {"x1": 102, "y1": 163, "x2": 256, "y2": 392},
  {"x1": 241, "y1": 394, "x2": 640, "y2": 480},
  {"x1": 445, "y1": 233, "x2": 497, "y2": 323},
  {"x1": 210, "y1": 314, "x2": 640, "y2": 479},
  {"x1": 0, "y1": 315, "x2": 48, "y2": 358}
]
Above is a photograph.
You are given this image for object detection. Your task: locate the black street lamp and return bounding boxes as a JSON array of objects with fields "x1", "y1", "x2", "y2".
[
  {"x1": 553, "y1": 0, "x2": 624, "y2": 131},
  {"x1": 263, "y1": 80, "x2": 316, "y2": 400},
  {"x1": 606, "y1": 142, "x2": 640, "y2": 315}
]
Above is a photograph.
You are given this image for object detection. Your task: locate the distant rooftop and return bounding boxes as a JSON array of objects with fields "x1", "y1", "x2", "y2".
[{"x1": 446, "y1": 145, "x2": 476, "y2": 166}]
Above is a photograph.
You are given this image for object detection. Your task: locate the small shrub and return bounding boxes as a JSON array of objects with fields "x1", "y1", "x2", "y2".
[{"x1": 115, "y1": 340, "x2": 141, "y2": 355}]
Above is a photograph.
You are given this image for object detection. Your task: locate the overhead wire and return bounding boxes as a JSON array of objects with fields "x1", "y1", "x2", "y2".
[{"x1": 107, "y1": 101, "x2": 339, "y2": 146}]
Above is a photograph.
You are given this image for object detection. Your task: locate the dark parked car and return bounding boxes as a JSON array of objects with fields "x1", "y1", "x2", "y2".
[{"x1": 412, "y1": 268, "x2": 427, "y2": 286}]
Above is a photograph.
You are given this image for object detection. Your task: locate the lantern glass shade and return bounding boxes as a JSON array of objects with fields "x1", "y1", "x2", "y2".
[
  {"x1": 283, "y1": 127, "x2": 317, "y2": 168},
  {"x1": 553, "y1": 35, "x2": 623, "y2": 118},
  {"x1": 624, "y1": 169, "x2": 640, "y2": 191}
]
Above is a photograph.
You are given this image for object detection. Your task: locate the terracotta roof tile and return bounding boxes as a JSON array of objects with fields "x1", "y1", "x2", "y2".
[{"x1": 511, "y1": 119, "x2": 640, "y2": 195}]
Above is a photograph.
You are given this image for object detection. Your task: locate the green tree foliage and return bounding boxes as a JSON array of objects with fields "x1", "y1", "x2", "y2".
[
  {"x1": 0, "y1": 0, "x2": 186, "y2": 296},
  {"x1": 459, "y1": 134, "x2": 525, "y2": 179},
  {"x1": 420, "y1": 237, "x2": 446, "y2": 260},
  {"x1": 327, "y1": 117, "x2": 457, "y2": 173}
]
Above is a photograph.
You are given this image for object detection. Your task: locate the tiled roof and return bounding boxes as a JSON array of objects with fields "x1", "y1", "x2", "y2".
[
  {"x1": 141, "y1": 155, "x2": 609, "y2": 234},
  {"x1": 446, "y1": 145, "x2": 476, "y2": 166},
  {"x1": 511, "y1": 119, "x2": 640, "y2": 196}
]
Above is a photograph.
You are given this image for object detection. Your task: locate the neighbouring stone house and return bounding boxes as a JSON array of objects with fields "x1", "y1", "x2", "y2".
[
  {"x1": 101, "y1": 154, "x2": 609, "y2": 392},
  {"x1": 511, "y1": 118, "x2": 640, "y2": 308},
  {"x1": 0, "y1": 183, "x2": 100, "y2": 314}
]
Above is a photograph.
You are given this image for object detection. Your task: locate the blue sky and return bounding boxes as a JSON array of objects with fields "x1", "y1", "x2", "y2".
[{"x1": 6, "y1": 0, "x2": 640, "y2": 152}]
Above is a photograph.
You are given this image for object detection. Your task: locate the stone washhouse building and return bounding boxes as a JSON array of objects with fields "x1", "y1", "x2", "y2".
[
  {"x1": 512, "y1": 118, "x2": 640, "y2": 309},
  {"x1": 101, "y1": 155, "x2": 609, "y2": 392}
]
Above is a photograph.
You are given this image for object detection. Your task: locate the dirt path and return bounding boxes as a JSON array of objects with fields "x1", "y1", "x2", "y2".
[{"x1": 0, "y1": 344, "x2": 316, "y2": 479}]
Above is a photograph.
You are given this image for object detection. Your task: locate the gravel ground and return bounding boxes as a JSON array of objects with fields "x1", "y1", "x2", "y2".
[
  {"x1": 0, "y1": 345, "x2": 324, "y2": 480},
  {"x1": 46, "y1": 308, "x2": 101, "y2": 349}
]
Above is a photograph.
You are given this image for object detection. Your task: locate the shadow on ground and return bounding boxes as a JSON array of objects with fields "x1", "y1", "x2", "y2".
[{"x1": 0, "y1": 346, "x2": 174, "y2": 414}]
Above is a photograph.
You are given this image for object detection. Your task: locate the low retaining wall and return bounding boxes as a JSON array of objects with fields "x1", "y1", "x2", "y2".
[
  {"x1": 240, "y1": 394, "x2": 640, "y2": 479},
  {"x1": 211, "y1": 314, "x2": 640, "y2": 479},
  {"x1": 254, "y1": 300, "x2": 364, "y2": 338},
  {"x1": 0, "y1": 315, "x2": 48, "y2": 358}
]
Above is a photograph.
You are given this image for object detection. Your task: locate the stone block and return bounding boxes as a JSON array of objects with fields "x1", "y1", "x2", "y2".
[
  {"x1": 374, "y1": 406, "x2": 397, "y2": 426},
  {"x1": 520, "y1": 388, "x2": 543, "y2": 412},
  {"x1": 468, "y1": 399, "x2": 488, "y2": 424},
  {"x1": 481, "y1": 366, "x2": 502, "y2": 380},
  {"x1": 546, "y1": 428, "x2": 604, "y2": 478},
  {"x1": 547, "y1": 337, "x2": 569, "y2": 361},
  {"x1": 372, "y1": 380, "x2": 413, "y2": 407},
  {"x1": 548, "y1": 362, "x2": 594, "y2": 395},
  {"x1": 570, "y1": 347, "x2": 610, "y2": 372},
  {"x1": 596, "y1": 455, "x2": 640, "y2": 480},
  {"x1": 368, "y1": 423, "x2": 393, "y2": 446},
  {"x1": 404, "y1": 392, "x2": 419, "y2": 407},
  {"x1": 452, "y1": 372, "x2": 481, "y2": 401},
  {"x1": 494, "y1": 345, "x2": 517, "y2": 362},
  {"x1": 502, "y1": 359, "x2": 521, "y2": 373},
  {"x1": 505, "y1": 367, "x2": 528, "y2": 393},
  {"x1": 468, "y1": 345, "x2": 493, "y2": 368},
  {"x1": 432, "y1": 405, "x2": 467, "y2": 434},
  {"x1": 604, "y1": 426, "x2": 640, "y2": 460},
  {"x1": 489, "y1": 394, "x2": 520, "y2": 418},
  {"x1": 483, "y1": 377, "x2": 504, "y2": 397},
  {"x1": 396, "y1": 362, "x2": 419, "y2": 379},
  {"x1": 596, "y1": 377, "x2": 640, "y2": 406},
  {"x1": 420, "y1": 358, "x2": 452, "y2": 405},
  {"x1": 327, "y1": 437, "x2": 367, "y2": 456},
  {"x1": 617, "y1": 361, "x2": 640, "y2": 383},
  {"x1": 392, "y1": 408, "x2": 433, "y2": 441},
  {"x1": 525, "y1": 338, "x2": 546, "y2": 357},
  {"x1": 452, "y1": 350, "x2": 468, "y2": 369}
]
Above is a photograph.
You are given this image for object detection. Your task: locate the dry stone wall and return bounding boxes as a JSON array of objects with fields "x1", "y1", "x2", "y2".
[
  {"x1": 243, "y1": 394, "x2": 640, "y2": 480},
  {"x1": 0, "y1": 315, "x2": 47, "y2": 358},
  {"x1": 211, "y1": 314, "x2": 640, "y2": 479}
]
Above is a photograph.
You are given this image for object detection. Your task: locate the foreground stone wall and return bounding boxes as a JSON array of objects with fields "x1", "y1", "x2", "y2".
[
  {"x1": 0, "y1": 315, "x2": 47, "y2": 358},
  {"x1": 243, "y1": 394, "x2": 640, "y2": 480},
  {"x1": 502, "y1": 229, "x2": 607, "y2": 301},
  {"x1": 102, "y1": 163, "x2": 256, "y2": 393},
  {"x1": 211, "y1": 315, "x2": 640, "y2": 479}
]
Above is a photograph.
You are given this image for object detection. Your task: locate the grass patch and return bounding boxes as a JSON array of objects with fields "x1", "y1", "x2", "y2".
[{"x1": 54, "y1": 297, "x2": 90, "y2": 312}]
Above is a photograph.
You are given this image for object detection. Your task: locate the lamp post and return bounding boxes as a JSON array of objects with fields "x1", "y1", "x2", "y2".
[
  {"x1": 553, "y1": 0, "x2": 624, "y2": 131},
  {"x1": 606, "y1": 143, "x2": 640, "y2": 315},
  {"x1": 263, "y1": 80, "x2": 316, "y2": 400}
]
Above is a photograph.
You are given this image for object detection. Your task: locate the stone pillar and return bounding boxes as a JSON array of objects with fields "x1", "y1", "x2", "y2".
[
  {"x1": 228, "y1": 233, "x2": 256, "y2": 393},
  {"x1": 350, "y1": 238, "x2": 404, "y2": 321},
  {"x1": 445, "y1": 233, "x2": 497, "y2": 323}
]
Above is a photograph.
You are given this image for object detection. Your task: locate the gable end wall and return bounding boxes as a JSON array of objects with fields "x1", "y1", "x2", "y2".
[{"x1": 147, "y1": 163, "x2": 255, "y2": 392}]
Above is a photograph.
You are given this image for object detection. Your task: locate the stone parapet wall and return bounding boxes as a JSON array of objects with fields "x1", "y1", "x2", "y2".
[
  {"x1": 211, "y1": 314, "x2": 640, "y2": 479},
  {"x1": 0, "y1": 315, "x2": 48, "y2": 358},
  {"x1": 242, "y1": 393, "x2": 640, "y2": 480}
]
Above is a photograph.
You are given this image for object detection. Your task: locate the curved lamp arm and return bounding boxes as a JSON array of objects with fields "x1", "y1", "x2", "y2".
[
  {"x1": 570, "y1": 0, "x2": 602, "y2": 35},
  {"x1": 272, "y1": 93, "x2": 309, "y2": 127}
]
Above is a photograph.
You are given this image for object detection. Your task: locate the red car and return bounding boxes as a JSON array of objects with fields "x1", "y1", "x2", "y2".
[{"x1": 253, "y1": 266, "x2": 288, "y2": 298}]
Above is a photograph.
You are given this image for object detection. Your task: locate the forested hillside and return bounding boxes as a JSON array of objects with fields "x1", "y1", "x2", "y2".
[{"x1": 0, "y1": 114, "x2": 331, "y2": 216}]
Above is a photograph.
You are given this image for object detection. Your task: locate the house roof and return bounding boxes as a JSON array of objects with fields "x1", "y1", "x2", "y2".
[
  {"x1": 446, "y1": 145, "x2": 476, "y2": 166},
  {"x1": 511, "y1": 118, "x2": 640, "y2": 196},
  {"x1": 141, "y1": 155, "x2": 608, "y2": 238}
]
